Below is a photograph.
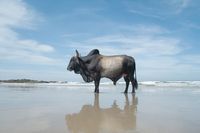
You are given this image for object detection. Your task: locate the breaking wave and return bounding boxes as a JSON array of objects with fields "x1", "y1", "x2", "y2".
[
  {"x1": 1, "y1": 81, "x2": 200, "y2": 88},
  {"x1": 139, "y1": 81, "x2": 200, "y2": 87}
]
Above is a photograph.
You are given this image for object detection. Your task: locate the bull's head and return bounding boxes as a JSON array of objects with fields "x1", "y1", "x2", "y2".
[
  {"x1": 67, "y1": 50, "x2": 93, "y2": 82},
  {"x1": 67, "y1": 50, "x2": 81, "y2": 74}
]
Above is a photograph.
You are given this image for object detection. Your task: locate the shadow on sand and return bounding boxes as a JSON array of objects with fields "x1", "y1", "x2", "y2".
[{"x1": 66, "y1": 93, "x2": 138, "y2": 133}]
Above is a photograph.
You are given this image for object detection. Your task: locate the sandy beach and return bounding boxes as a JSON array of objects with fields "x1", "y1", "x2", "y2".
[{"x1": 0, "y1": 83, "x2": 200, "y2": 133}]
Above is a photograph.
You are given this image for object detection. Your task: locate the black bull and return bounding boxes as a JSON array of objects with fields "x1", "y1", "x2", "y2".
[{"x1": 67, "y1": 49, "x2": 138, "y2": 93}]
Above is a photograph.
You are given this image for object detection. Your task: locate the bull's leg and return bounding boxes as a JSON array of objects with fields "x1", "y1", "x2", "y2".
[
  {"x1": 94, "y1": 78, "x2": 100, "y2": 93},
  {"x1": 129, "y1": 75, "x2": 136, "y2": 93},
  {"x1": 131, "y1": 80, "x2": 135, "y2": 93},
  {"x1": 124, "y1": 76, "x2": 130, "y2": 93}
]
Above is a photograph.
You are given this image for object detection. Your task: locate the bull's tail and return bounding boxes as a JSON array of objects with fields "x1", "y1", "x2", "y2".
[{"x1": 134, "y1": 62, "x2": 138, "y2": 89}]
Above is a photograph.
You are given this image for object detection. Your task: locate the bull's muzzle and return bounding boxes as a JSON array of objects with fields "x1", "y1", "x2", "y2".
[{"x1": 67, "y1": 66, "x2": 73, "y2": 71}]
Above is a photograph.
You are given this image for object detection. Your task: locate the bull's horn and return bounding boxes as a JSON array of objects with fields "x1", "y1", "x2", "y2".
[{"x1": 75, "y1": 50, "x2": 80, "y2": 57}]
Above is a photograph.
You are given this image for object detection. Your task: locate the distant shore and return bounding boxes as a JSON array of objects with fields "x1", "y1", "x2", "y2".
[{"x1": 0, "y1": 79, "x2": 67, "y2": 83}]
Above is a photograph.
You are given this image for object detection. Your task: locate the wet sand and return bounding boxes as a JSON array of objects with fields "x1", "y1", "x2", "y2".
[{"x1": 0, "y1": 84, "x2": 200, "y2": 133}]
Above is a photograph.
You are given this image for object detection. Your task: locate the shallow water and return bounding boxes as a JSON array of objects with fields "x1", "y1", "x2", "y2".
[{"x1": 0, "y1": 84, "x2": 200, "y2": 133}]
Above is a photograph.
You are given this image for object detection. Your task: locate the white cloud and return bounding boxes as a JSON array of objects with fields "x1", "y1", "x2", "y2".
[
  {"x1": 181, "y1": 55, "x2": 200, "y2": 65},
  {"x1": 71, "y1": 7, "x2": 103, "y2": 16},
  {"x1": 69, "y1": 25, "x2": 182, "y2": 57},
  {"x1": 128, "y1": 24, "x2": 169, "y2": 34},
  {"x1": 167, "y1": 0, "x2": 190, "y2": 14},
  {"x1": 86, "y1": 35, "x2": 181, "y2": 56},
  {"x1": 17, "y1": 40, "x2": 54, "y2": 53},
  {"x1": 0, "y1": 0, "x2": 39, "y2": 28},
  {"x1": 129, "y1": 0, "x2": 190, "y2": 18},
  {"x1": 0, "y1": 0, "x2": 57, "y2": 65},
  {"x1": 186, "y1": 22, "x2": 200, "y2": 30},
  {"x1": 129, "y1": 9, "x2": 164, "y2": 19}
]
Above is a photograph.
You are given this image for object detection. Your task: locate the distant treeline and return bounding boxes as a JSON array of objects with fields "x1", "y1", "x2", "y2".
[{"x1": 0, "y1": 79, "x2": 60, "y2": 83}]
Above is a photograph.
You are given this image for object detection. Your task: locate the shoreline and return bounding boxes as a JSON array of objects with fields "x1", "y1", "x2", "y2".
[{"x1": 1, "y1": 81, "x2": 200, "y2": 88}]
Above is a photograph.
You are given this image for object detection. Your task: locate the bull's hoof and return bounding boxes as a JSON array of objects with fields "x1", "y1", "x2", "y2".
[
  {"x1": 124, "y1": 91, "x2": 128, "y2": 93},
  {"x1": 132, "y1": 91, "x2": 135, "y2": 93},
  {"x1": 94, "y1": 90, "x2": 99, "y2": 93}
]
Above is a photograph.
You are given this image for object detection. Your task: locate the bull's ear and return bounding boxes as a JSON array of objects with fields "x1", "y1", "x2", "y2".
[
  {"x1": 77, "y1": 56, "x2": 84, "y2": 65},
  {"x1": 75, "y1": 50, "x2": 80, "y2": 57}
]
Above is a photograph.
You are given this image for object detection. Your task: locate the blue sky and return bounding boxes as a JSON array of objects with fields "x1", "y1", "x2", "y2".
[{"x1": 0, "y1": 0, "x2": 200, "y2": 81}]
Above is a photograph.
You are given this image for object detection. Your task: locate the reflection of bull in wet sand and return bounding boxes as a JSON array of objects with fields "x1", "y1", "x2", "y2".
[{"x1": 66, "y1": 94, "x2": 138, "y2": 133}]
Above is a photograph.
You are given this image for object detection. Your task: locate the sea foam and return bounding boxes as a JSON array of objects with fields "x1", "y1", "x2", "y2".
[{"x1": 1, "y1": 81, "x2": 200, "y2": 88}]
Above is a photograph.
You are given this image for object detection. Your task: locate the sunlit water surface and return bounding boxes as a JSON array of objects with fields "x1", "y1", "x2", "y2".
[{"x1": 0, "y1": 84, "x2": 200, "y2": 133}]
